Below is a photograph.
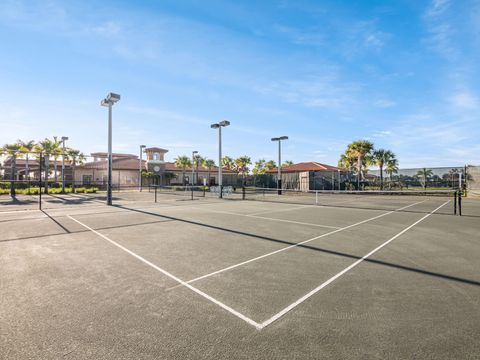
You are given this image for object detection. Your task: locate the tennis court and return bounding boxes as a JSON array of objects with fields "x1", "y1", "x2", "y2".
[{"x1": 1, "y1": 190, "x2": 479, "y2": 359}]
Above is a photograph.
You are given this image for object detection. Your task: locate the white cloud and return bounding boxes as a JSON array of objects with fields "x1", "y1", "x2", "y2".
[
  {"x1": 449, "y1": 91, "x2": 479, "y2": 109},
  {"x1": 374, "y1": 99, "x2": 396, "y2": 108},
  {"x1": 425, "y1": 0, "x2": 452, "y2": 18}
]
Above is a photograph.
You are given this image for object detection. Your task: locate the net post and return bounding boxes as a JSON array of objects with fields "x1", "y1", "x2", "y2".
[
  {"x1": 242, "y1": 186, "x2": 246, "y2": 200},
  {"x1": 191, "y1": 186, "x2": 193, "y2": 201},
  {"x1": 315, "y1": 190, "x2": 318, "y2": 205},
  {"x1": 155, "y1": 186, "x2": 157, "y2": 203},
  {"x1": 454, "y1": 191, "x2": 457, "y2": 215},
  {"x1": 458, "y1": 190, "x2": 462, "y2": 216}
]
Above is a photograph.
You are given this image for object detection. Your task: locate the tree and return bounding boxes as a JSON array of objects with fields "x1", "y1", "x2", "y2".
[
  {"x1": 346, "y1": 140, "x2": 374, "y2": 189},
  {"x1": 174, "y1": 155, "x2": 191, "y2": 185},
  {"x1": 222, "y1": 156, "x2": 234, "y2": 171},
  {"x1": 338, "y1": 150, "x2": 356, "y2": 171},
  {"x1": 202, "y1": 159, "x2": 215, "y2": 185},
  {"x1": 253, "y1": 159, "x2": 266, "y2": 176},
  {"x1": 372, "y1": 149, "x2": 396, "y2": 189},
  {"x1": 17, "y1": 139, "x2": 36, "y2": 180},
  {"x1": 282, "y1": 160, "x2": 293, "y2": 167},
  {"x1": 234, "y1": 155, "x2": 251, "y2": 184},
  {"x1": 51, "y1": 137, "x2": 62, "y2": 182},
  {"x1": 34, "y1": 138, "x2": 58, "y2": 193},
  {"x1": 265, "y1": 160, "x2": 277, "y2": 170},
  {"x1": 385, "y1": 159, "x2": 399, "y2": 183},
  {"x1": 2, "y1": 143, "x2": 22, "y2": 196},
  {"x1": 416, "y1": 168, "x2": 433, "y2": 189},
  {"x1": 65, "y1": 148, "x2": 86, "y2": 191},
  {"x1": 193, "y1": 154, "x2": 204, "y2": 185}
]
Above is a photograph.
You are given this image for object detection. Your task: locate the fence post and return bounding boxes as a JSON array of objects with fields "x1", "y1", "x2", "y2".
[
  {"x1": 39, "y1": 152, "x2": 42, "y2": 210},
  {"x1": 458, "y1": 190, "x2": 462, "y2": 216},
  {"x1": 454, "y1": 191, "x2": 457, "y2": 215}
]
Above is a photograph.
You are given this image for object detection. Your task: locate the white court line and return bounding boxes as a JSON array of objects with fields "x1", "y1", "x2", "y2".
[
  {"x1": 259, "y1": 200, "x2": 450, "y2": 329},
  {"x1": 188, "y1": 207, "x2": 341, "y2": 230},
  {"x1": 248, "y1": 205, "x2": 310, "y2": 216},
  {"x1": 167, "y1": 200, "x2": 427, "y2": 290},
  {"x1": 0, "y1": 209, "x2": 41, "y2": 214},
  {"x1": 67, "y1": 215, "x2": 262, "y2": 330}
]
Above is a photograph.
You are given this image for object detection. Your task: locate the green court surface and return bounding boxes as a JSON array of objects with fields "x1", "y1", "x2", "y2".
[{"x1": 1, "y1": 192, "x2": 479, "y2": 359}]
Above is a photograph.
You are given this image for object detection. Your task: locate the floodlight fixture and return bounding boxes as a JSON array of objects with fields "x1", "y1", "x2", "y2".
[
  {"x1": 100, "y1": 92, "x2": 121, "y2": 205},
  {"x1": 271, "y1": 135, "x2": 289, "y2": 194},
  {"x1": 210, "y1": 120, "x2": 230, "y2": 198}
]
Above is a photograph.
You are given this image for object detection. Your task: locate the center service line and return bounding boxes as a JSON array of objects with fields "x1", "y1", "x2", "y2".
[
  {"x1": 167, "y1": 200, "x2": 427, "y2": 290},
  {"x1": 259, "y1": 200, "x2": 450, "y2": 329},
  {"x1": 67, "y1": 215, "x2": 263, "y2": 330}
]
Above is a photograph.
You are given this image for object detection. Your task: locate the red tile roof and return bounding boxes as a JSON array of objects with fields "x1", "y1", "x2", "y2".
[{"x1": 267, "y1": 162, "x2": 340, "y2": 173}]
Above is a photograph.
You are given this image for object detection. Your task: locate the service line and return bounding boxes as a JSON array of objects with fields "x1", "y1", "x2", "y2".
[
  {"x1": 168, "y1": 200, "x2": 427, "y2": 290},
  {"x1": 259, "y1": 200, "x2": 450, "y2": 329}
]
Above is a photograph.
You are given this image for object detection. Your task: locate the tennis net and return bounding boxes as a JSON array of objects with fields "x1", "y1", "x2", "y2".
[{"x1": 242, "y1": 187, "x2": 461, "y2": 215}]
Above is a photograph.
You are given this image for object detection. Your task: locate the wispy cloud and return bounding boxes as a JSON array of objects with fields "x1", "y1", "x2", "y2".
[{"x1": 449, "y1": 91, "x2": 479, "y2": 110}]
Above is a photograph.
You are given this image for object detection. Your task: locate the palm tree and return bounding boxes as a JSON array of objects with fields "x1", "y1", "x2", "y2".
[
  {"x1": 222, "y1": 156, "x2": 234, "y2": 171},
  {"x1": 34, "y1": 138, "x2": 58, "y2": 193},
  {"x1": 51, "y1": 137, "x2": 62, "y2": 182},
  {"x1": 17, "y1": 140, "x2": 36, "y2": 180},
  {"x1": 234, "y1": 155, "x2": 251, "y2": 185},
  {"x1": 338, "y1": 149, "x2": 356, "y2": 171},
  {"x1": 347, "y1": 140, "x2": 374, "y2": 189},
  {"x1": 416, "y1": 168, "x2": 433, "y2": 189},
  {"x1": 282, "y1": 160, "x2": 293, "y2": 167},
  {"x1": 174, "y1": 155, "x2": 192, "y2": 185},
  {"x1": 2, "y1": 143, "x2": 22, "y2": 196},
  {"x1": 372, "y1": 149, "x2": 396, "y2": 189},
  {"x1": 252, "y1": 159, "x2": 266, "y2": 186},
  {"x1": 65, "y1": 148, "x2": 86, "y2": 192},
  {"x1": 193, "y1": 154, "x2": 204, "y2": 185},
  {"x1": 265, "y1": 160, "x2": 276, "y2": 171},
  {"x1": 202, "y1": 159, "x2": 215, "y2": 186},
  {"x1": 385, "y1": 159, "x2": 399, "y2": 184}
]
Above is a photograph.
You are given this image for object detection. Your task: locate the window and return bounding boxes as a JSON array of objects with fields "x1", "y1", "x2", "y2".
[
  {"x1": 83, "y1": 175, "x2": 92, "y2": 185},
  {"x1": 153, "y1": 153, "x2": 160, "y2": 161}
]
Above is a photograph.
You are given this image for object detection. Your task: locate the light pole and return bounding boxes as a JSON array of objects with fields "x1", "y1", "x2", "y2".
[
  {"x1": 61, "y1": 136, "x2": 68, "y2": 193},
  {"x1": 271, "y1": 136, "x2": 288, "y2": 195},
  {"x1": 191, "y1": 150, "x2": 198, "y2": 186},
  {"x1": 210, "y1": 120, "x2": 230, "y2": 198},
  {"x1": 139, "y1": 145, "x2": 146, "y2": 191},
  {"x1": 101, "y1": 92, "x2": 120, "y2": 206}
]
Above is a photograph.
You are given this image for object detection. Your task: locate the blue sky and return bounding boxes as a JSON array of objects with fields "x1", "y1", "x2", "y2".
[{"x1": 0, "y1": 0, "x2": 479, "y2": 167}]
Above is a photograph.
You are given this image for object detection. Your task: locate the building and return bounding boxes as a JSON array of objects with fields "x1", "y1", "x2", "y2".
[
  {"x1": 267, "y1": 161, "x2": 342, "y2": 191},
  {"x1": 74, "y1": 147, "x2": 233, "y2": 188}
]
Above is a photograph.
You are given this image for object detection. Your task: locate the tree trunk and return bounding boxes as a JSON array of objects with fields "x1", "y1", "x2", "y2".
[
  {"x1": 357, "y1": 156, "x2": 362, "y2": 190},
  {"x1": 45, "y1": 157, "x2": 50, "y2": 194},
  {"x1": 380, "y1": 165, "x2": 384, "y2": 190},
  {"x1": 10, "y1": 156, "x2": 16, "y2": 196},
  {"x1": 54, "y1": 158, "x2": 58, "y2": 182},
  {"x1": 72, "y1": 160, "x2": 76, "y2": 192},
  {"x1": 25, "y1": 153, "x2": 29, "y2": 180}
]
